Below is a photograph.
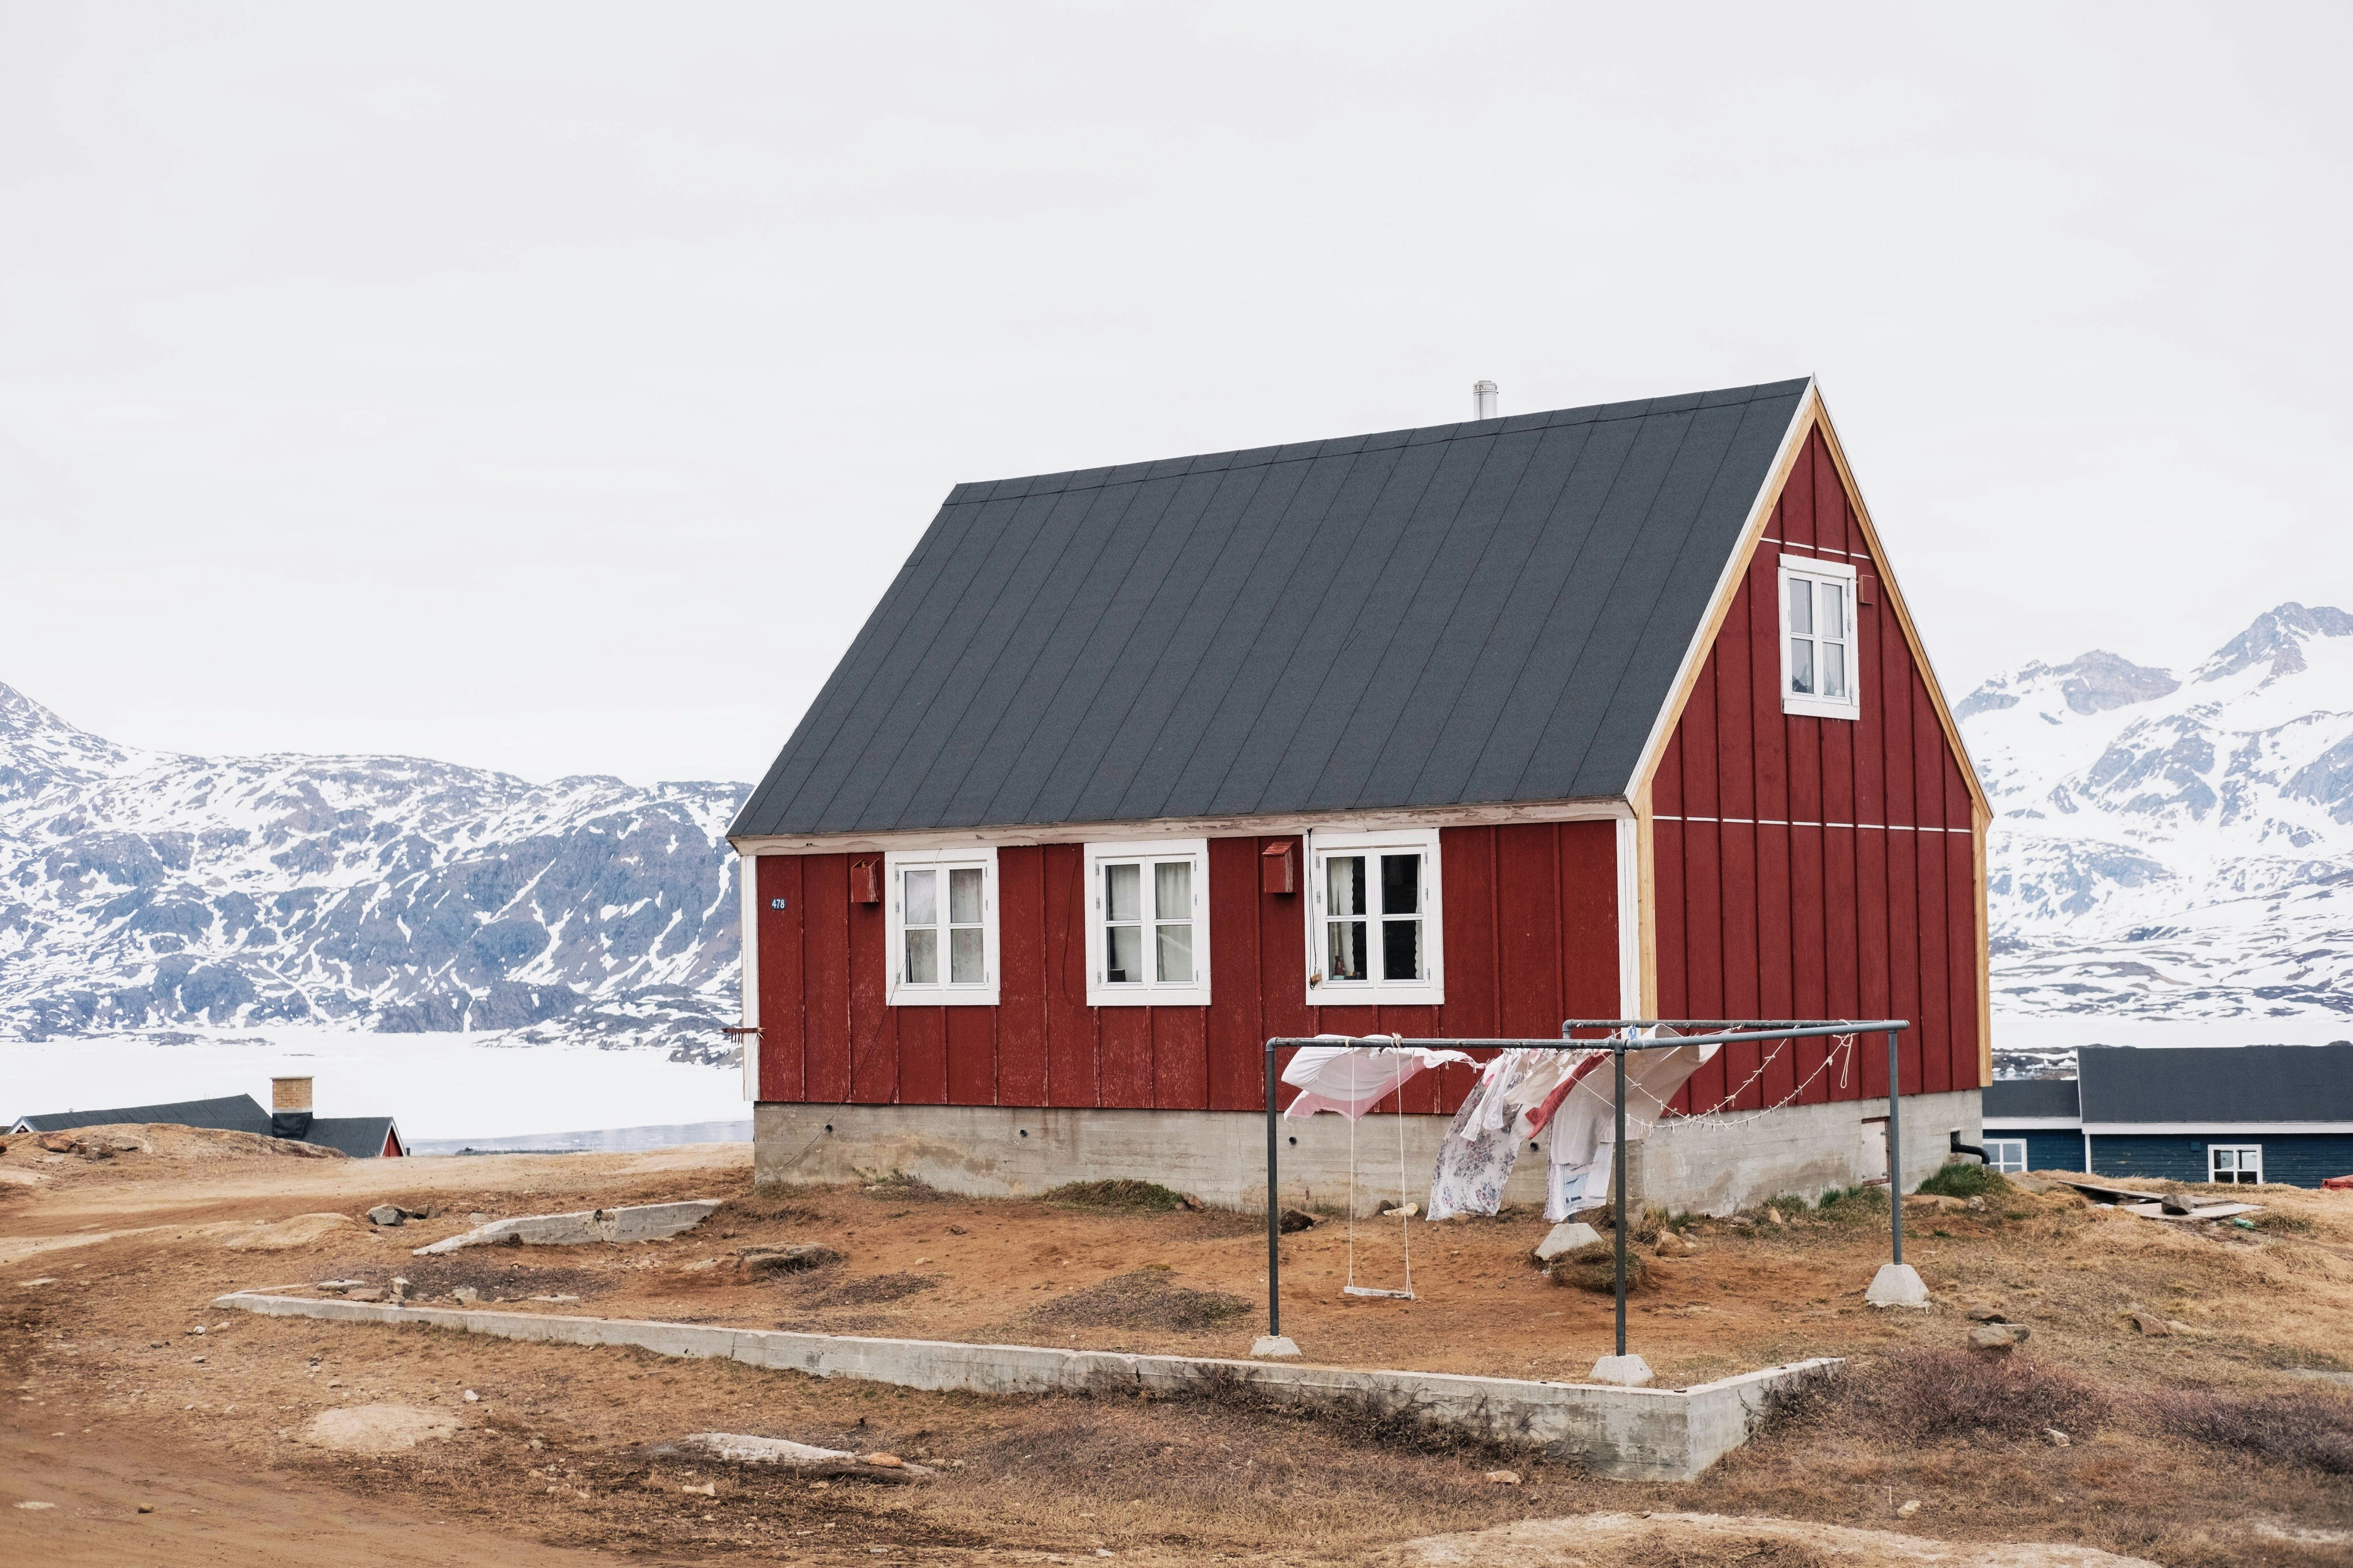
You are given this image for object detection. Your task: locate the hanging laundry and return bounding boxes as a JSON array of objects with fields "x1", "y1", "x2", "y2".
[
  {"x1": 1542, "y1": 1034, "x2": 1721, "y2": 1220},
  {"x1": 1280, "y1": 1038, "x2": 1475, "y2": 1121},
  {"x1": 1426, "y1": 1052, "x2": 1533, "y2": 1220}
]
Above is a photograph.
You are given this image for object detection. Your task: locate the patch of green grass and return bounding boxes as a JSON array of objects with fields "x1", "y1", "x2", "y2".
[
  {"x1": 1814, "y1": 1184, "x2": 1890, "y2": 1224},
  {"x1": 1042, "y1": 1178, "x2": 1191, "y2": 1213},
  {"x1": 1915, "y1": 1160, "x2": 2011, "y2": 1199},
  {"x1": 2251, "y1": 1211, "x2": 2313, "y2": 1235}
]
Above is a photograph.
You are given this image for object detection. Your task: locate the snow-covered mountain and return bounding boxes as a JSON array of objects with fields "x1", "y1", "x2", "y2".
[
  {"x1": 0, "y1": 681, "x2": 747, "y2": 1057},
  {"x1": 1961, "y1": 603, "x2": 2353, "y2": 1028},
  {"x1": 9, "y1": 600, "x2": 2348, "y2": 1061}
]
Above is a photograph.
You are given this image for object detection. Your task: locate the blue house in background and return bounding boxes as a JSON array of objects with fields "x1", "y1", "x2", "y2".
[{"x1": 1982, "y1": 1042, "x2": 2353, "y2": 1188}]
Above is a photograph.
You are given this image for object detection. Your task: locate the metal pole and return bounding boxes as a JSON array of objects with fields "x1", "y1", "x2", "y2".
[
  {"x1": 1614, "y1": 1034, "x2": 1628, "y2": 1359},
  {"x1": 1886, "y1": 1028, "x2": 1903, "y2": 1267},
  {"x1": 1266, "y1": 1043, "x2": 1281, "y2": 1339}
]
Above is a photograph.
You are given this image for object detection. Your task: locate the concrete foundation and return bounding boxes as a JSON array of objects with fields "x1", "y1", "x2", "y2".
[
  {"x1": 214, "y1": 1291, "x2": 1839, "y2": 1482},
  {"x1": 753, "y1": 1089, "x2": 1982, "y2": 1218}
]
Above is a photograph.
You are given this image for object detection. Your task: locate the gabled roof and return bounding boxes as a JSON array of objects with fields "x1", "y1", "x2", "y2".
[
  {"x1": 2078, "y1": 1043, "x2": 2353, "y2": 1125},
  {"x1": 303, "y1": 1115, "x2": 402, "y2": 1159},
  {"x1": 733, "y1": 379, "x2": 1813, "y2": 840},
  {"x1": 1982, "y1": 1079, "x2": 2082, "y2": 1122},
  {"x1": 8, "y1": 1095, "x2": 402, "y2": 1156},
  {"x1": 10, "y1": 1094, "x2": 271, "y2": 1136}
]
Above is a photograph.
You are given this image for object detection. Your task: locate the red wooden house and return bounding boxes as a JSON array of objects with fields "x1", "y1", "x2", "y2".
[{"x1": 728, "y1": 379, "x2": 1989, "y2": 1213}]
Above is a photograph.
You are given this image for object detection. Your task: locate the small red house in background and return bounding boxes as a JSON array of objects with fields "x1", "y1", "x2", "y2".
[{"x1": 728, "y1": 378, "x2": 1989, "y2": 1214}]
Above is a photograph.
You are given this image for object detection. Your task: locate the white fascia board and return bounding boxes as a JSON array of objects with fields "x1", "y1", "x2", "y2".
[
  {"x1": 1982, "y1": 1116, "x2": 2082, "y2": 1130},
  {"x1": 1625, "y1": 379, "x2": 1818, "y2": 797},
  {"x1": 1615, "y1": 815, "x2": 1642, "y2": 1019},
  {"x1": 731, "y1": 797, "x2": 1632, "y2": 858},
  {"x1": 736, "y1": 847, "x2": 759, "y2": 1103}
]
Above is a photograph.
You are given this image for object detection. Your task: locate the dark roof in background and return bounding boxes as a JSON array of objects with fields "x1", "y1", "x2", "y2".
[
  {"x1": 1982, "y1": 1079, "x2": 2082, "y2": 1121},
  {"x1": 2078, "y1": 1043, "x2": 2353, "y2": 1123},
  {"x1": 11, "y1": 1094, "x2": 269, "y2": 1136},
  {"x1": 9, "y1": 1097, "x2": 400, "y2": 1157},
  {"x1": 732, "y1": 379, "x2": 1811, "y2": 839},
  {"x1": 302, "y1": 1116, "x2": 400, "y2": 1158}
]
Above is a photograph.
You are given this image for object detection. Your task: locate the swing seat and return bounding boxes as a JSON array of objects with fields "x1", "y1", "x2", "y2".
[{"x1": 1341, "y1": 1284, "x2": 1415, "y2": 1299}]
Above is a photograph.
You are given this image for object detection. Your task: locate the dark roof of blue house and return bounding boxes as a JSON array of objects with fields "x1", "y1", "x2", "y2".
[
  {"x1": 2078, "y1": 1043, "x2": 2353, "y2": 1124},
  {"x1": 731, "y1": 379, "x2": 1812, "y2": 839},
  {"x1": 1983, "y1": 1079, "x2": 2082, "y2": 1121}
]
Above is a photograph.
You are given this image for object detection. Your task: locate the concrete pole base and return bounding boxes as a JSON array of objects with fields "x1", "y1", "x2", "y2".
[
  {"x1": 1587, "y1": 1353, "x2": 1654, "y2": 1387},
  {"x1": 1250, "y1": 1335, "x2": 1302, "y2": 1359},
  {"x1": 1865, "y1": 1262, "x2": 1930, "y2": 1308}
]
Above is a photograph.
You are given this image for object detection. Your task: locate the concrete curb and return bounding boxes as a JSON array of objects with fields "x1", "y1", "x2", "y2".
[
  {"x1": 411, "y1": 1200, "x2": 721, "y2": 1256},
  {"x1": 213, "y1": 1292, "x2": 1837, "y2": 1481}
]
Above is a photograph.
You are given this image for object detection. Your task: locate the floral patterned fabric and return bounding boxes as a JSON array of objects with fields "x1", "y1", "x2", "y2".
[{"x1": 1426, "y1": 1055, "x2": 1532, "y2": 1221}]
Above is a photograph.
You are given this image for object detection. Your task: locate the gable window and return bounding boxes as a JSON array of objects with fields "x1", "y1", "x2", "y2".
[
  {"x1": 1306, "y1": 827, "x2": 1444, "y2": 1006},
  {"x1": 1779, "y1": 554, "x2": 1861, "y2": 720},
  {"x1": 2209, "y1": 1144, "x2": 2262, "y2": 1184},
  {"x1": 1983, "y1": 1138, "x2": 2027, "y2": 1174},
  {"x1": 884, "y1": 847, "x2": 998, "y2": 1006},
  {"x1": 1084, "y1": 839, "x2": 1210, "y2": 1006}
]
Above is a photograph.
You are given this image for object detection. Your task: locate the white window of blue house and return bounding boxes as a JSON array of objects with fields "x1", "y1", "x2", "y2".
[
  {"x1": 2209, "y1": 1144, "x2": 2262, "y2": 1184},
  {"x1": 1984, "y1": 1138, "x2": 2027, "y2": 1174}
]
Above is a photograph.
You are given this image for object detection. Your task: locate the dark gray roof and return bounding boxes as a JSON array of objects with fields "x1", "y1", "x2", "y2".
[
  {"x1": 9, "y1": 1095, "x2": 400, "y2": 1156},
  {"x1": 2079, "y1": 1044, "x2": 2353, "y2": 1124},
  {"x1": 11, "y1": 1094, "x2": 270, "y2": 1136},
  {"x1": 732, "y1": 379, "x2": 1811, "y2": 839},
  {"x1": 1982, "y1": 1079, "x2": 2081, "y2": 1121},
  {"x1": 303, "y1": 1116, "x2": 402, "y2": 1158}
]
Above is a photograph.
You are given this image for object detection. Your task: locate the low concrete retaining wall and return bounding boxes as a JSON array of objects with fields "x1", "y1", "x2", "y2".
[
  {"x1": 214, "y1": 1291, "x2": 1835, "y2": 1481},
  {"x1": 753, "y1": 1090, "x2": 1982, "y2": 1218}
]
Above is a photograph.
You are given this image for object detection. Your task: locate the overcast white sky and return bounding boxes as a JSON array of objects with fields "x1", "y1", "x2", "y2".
[{"x1": 3, "y1": 5, "x2": 2348, "y2": 787}]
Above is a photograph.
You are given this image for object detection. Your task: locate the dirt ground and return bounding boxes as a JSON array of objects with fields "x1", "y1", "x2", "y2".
[{"x1": 4, "y1": 1126, "x2": 2351, "y2": 1566}]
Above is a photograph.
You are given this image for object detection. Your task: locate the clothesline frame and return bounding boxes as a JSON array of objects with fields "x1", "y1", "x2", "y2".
[{"x1": 1261, "y1": 1018, "x2": 1912, "y2": 1364}]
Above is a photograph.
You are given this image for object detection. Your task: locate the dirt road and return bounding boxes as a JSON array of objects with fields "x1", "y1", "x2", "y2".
[{"x1": 5, "y1": 1126, "x2": 2348, "y2": 1565}]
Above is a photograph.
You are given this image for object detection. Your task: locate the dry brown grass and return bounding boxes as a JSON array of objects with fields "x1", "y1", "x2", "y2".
[
  {"x1": 2150, "y1": 1385, "x2": 2353, "y2": 1474},
  {"x1": 1839, "y1": 1348, "x2": 2115, "y2": 1443},
  {"x1": 1024, "y1": 1267, "x2": 1249, "y2": 1333}
]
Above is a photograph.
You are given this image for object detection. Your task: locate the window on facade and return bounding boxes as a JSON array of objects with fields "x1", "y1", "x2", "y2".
[
  {"x1": 1779, "y1": 555, "x2": 1861, "y2": 720},
  {"x1": 1983, "y1": 1138, "x2": 2027, "y2": 1175},
  {"x1": 1084, "y1": 839, "x2": 1210, "y2": 1006},
  {"x1": 1306, "y1": 828, "x2": 1444, "y2": 1005},
  {"x1": 884, "y1": 848, "x2": 998, "y2": 1006},
  {"x1": 2209, "y1": 1144, "x2": 2262, "y2": 1184}
]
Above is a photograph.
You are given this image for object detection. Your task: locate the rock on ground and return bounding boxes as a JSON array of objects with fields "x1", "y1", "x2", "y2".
[
  {"x1": 1386, "y1": 1511, "x2": 2162, "y2": 1566},
  {"x1": 301, "y1": 1404, "x2": 460, "y2": 1455}
]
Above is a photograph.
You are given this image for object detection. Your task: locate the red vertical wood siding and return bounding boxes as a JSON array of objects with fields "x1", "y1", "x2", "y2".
[
  {"x1": 753, "y1": 822, "x2": 1619, "y2": 1113},
  {"x1": 1653, "y1": 428, "x2": 1982, "y2": 1113}
]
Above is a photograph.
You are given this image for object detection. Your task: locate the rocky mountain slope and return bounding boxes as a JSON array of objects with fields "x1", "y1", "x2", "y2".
[
  {"x1": 9, "y1": 601, "x2": 2347, "y2": 1060},
  {"x1": 1961, "y1": 603, "x2": 2353, "y2": 1028},
  {"x1": 0, "y1": 682, "x2": 745, "y2": 1056}
]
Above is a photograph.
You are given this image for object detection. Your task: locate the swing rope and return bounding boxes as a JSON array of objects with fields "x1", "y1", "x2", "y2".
[{"x1": 1341, "y1": 1034, "x2": 1414, "y2": 1300}]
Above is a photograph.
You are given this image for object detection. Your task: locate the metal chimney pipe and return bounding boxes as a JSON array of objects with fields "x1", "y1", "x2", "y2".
[{"x1": 1472, "y1": 380, "x2": 1499, "y2": 420}]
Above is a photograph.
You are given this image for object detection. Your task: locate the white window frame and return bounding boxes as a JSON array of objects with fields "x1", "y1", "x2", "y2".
[
  {"x1": 1983, "y1": 1138, "x2": 2028, "y2": 1174},
  {"x1": 1083, "y1": 838, "x2": 1212, "y2": 1007},
  {"x1": 2209, "y1": 1144, "x2": 2262, "y2": 1184},
  {"x1": 884, "y1": 847, "x2": 1000, "y2": 1007},
  {"x1": 1304, "y1": 827, "x2": 1445, "y2": 1008},
  {"x1": 1779, "y1": 554, "x2": 1862, "y2": 720}
]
